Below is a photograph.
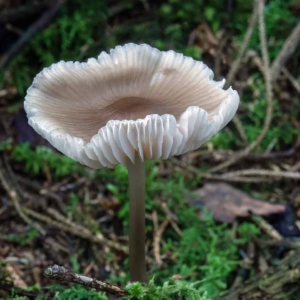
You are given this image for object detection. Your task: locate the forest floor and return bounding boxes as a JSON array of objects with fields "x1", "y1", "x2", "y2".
[{"x1": 0, "y1": 0, "x2": 300, "y2": 299}]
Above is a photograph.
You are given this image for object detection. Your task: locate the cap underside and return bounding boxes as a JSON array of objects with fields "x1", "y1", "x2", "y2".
[{"x1": 25, "y1": 43, "x2": 239, "y2": 168}]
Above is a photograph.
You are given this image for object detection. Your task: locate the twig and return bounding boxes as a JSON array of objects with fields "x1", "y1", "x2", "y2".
[
  {"x1": 202, "y1": 175, "x2": 270, "y2": 183},
  {"x1": 224, "y1": 3, "x2": 258, "y2": 143},
  {"x1": 46, "y1": 207, "x2": 105, "y2": 239},
  {"x1": 16, "y1": 175, "x2": 65, "y2": 212},
  {"x1": 223, "y1": 169, "x2": 300, "y2": 179},
  {"x1": 232, "y1": 117, "x2": 248, "y2": 144},
  {"x1": 210, "y1": 0, "x2": 273, "y2": 173},
  {"x1": 152, "y1": 211, "x2": 160, "y2": 265},
  {"x1": 173, "y1": 158, "x2": 300, "y2": 181},
  {"x1": 22, "y1": 207, "x2": 129, "y2": 254},
  {"x1": 158, "y1": 201, "x2": 183, "y2": 237},
  {"x1": 214, "y1": 32, "x2": 230, "y2": 79},
  {"x1": 250, "y1": 213, "x2": 283, "y2": 241},
  {"x1": 44, "y1": 264, "x2": 126, "y2": 297},
  {"x1": 155, "y1": 219, "x2": 169, "y2": 265},
  {"x1": 282, "y1": 67, "x2": 300, "y2": 94},
  {"x1": 0, "y1": 1, "x2": 47, "y2": 23},
  {"x1": 270, "y1": 20, "x2": 300, "y2": 81},
  {"x1": 25, "y1": 207, "x2": 159, "y2": 264},
  {"x1": 217, "y1": 249, "x2": 300, "y2": 299},
  {"x1": 243, "y1": 149, "x2": 295, "y2": 161},
  {"x1": 186, "y1": 148, "x2": 295, "y2": 162},
  {"x1": 152, "y1": 211, "x2": 169, "y2": 266},
  {"x1": 0, "y1": 154, "x2": 45, "y2": 235},
  {"x1": 255, "y1": 238, "x2": 300, "y2": 250},
  {"x1": 43, "y1": 237, "x2": 70, "y2": 254},
  {"x1": 225, "y1": 4, "x2": 258, "y2": 88},
  {"x1": 0, "y1": 0, "x2": 68, "y2": 69}
]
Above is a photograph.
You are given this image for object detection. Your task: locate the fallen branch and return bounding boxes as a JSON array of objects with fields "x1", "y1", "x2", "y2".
[{"x1": 44, "y1": 264, "x2": 126, "y2": 297}]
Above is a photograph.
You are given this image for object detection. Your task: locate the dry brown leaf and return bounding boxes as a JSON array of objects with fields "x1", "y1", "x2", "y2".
[
  {"x1": 186, "y1": 183, "x2": 285, "y2": 223},
  {"x1": 6, "y1": 263, "x2": 28, "y2": 289}
]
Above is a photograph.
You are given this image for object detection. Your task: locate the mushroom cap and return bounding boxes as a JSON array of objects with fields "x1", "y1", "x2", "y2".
[{"x1": 24, "y1": 43, "x2": 239, "y2": 169}]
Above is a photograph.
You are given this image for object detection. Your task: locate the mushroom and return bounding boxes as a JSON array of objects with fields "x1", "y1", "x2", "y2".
[{"x1": 24, "y1": 43, "x2": 239, "y2": 283}]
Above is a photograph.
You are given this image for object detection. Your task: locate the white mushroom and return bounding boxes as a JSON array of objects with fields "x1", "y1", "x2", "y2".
[{"x1": 24, "y1": 43, "x2": 240, "y2": 282}]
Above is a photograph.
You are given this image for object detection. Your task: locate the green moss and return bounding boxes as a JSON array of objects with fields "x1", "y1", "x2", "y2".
[
  {"x1": 10, "y1": 143, "x2": 84, "y2": 177},
  {"x1": 125, "y1": 278, "x2": 211, "y2": 300}
]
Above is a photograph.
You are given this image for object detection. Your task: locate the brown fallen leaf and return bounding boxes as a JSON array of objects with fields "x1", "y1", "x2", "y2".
[
  {"x1": 186, "y1": 183, "x2": 285, "y2": 223},
  {"x1": 6, "y1": 263, "x2": 28, "y2": 289}
]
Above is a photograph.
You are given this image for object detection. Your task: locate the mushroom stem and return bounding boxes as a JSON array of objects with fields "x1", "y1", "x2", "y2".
[{"x1": 127, "y1": 154, "x2": 147, "y2": 283}]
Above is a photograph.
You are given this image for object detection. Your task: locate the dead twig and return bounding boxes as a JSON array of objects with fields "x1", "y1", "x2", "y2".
[
  {"x1": 173, "y1": 158, "x2": 300, "y2": 181},
  {"x1": 46, "y1": 207, "x2": 106, "y2": 240},
  {"x1": 152, "y1": 211, "x2": 169, "y2": 266},
  {"x1": 250, "y1": 213, "x2": 283, "y2": 241},
  {"x1": 214, "y1": 32, "x2": 230, "y2": 79},
  {"x1": 22, "y1": 207, "x2": 129, "y2": 254},
  {"x1": 223, "y1": 169, "x2": 300, "y2": 180},
  {"x1": 270, "y1": 20, "x2": 300, "y2": 82},
  {"x1": 0, "y1": 1, "x2": 47, "y2": 23},
  {"x1": 0, "y1": 0, "x2": 68, "y2": 69},
  {"x1": 158, "y1": 201, "x2": 183, "y2": 237},
  {"x1": 44, "y1": 264, "x2": 126, "y2": 297},
  {"x1": 210, "y1": 0, "x2": 273, "y2": 173},
  {"x1": 203, "y1": 176, "x2": 270, "y2": 183},
  {"x1": 282, "y1": 67, "x2": 300, "y2": 94},
  {"x1": 155, "y1": 220, "x2": 169, "y2": 264},
  {"x1": 225, "y1": 4, "x2": 258, "y2": 88},
  {"x1": 152, "y1": 210, "x2": 160, "y2": 265},
  {"x1": 0, "y1": 154, "x2": 45, "y2": 235},
  {"x1": 255, "y1": 238, "x2": 300, "y2": 250},
  {"x1": 16, "y1": 175, "x2": 65, "y2": 212},
  {"x1": 224, "y1": 2, "x2": 258, "y2": 143}
]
